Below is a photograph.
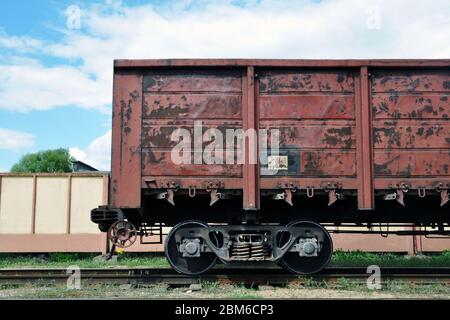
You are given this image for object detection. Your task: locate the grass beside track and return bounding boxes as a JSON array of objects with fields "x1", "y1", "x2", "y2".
[
  {"x1": 0, "y1": 252, "x2": 168, "y2": 269},
  {"x1": 329, "y1": 250, "x2": 450, "y2": 268},
  {"x1": 1, "y1": 280, "x2": 449, "y2": 299},
  {"x1": 0, "y1": 250, "x2": 449, "y2": 269}
]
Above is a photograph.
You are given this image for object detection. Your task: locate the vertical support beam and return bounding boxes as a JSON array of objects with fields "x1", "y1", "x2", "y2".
[
  {"x1": 355, "y1": 66, "x2": 374, "y2": 209},
  {"x1": 411, "y1": 225, "x2": 422, "y2": 255},
  {"x1": 101, "y1": 174, "x2": 110, "y2": 254},
  {"x1": 111, "y1": 69, "x2": 143, "y2": 208},
  {"x1": 66, "y1": 174, "x2": 72, "y2": 234},
  {"x1": 102, "y1": 174, "x2": 109, "y2": 206},
  {"x1": 101, "y1": 232, "x2": 108, "y2": 255},
  {"x1": 242, "y1": 66, "x2": 260, "y2": 210},
  {"x1": 31, "y1": 175, "x2": 37, "y2": 234}
]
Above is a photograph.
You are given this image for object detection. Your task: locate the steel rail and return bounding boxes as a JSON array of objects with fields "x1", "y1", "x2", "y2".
[{"x1": 0, "y1": 267, "x2": 449, "y2": 286}]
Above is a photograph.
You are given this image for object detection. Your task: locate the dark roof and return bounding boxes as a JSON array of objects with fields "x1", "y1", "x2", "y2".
[{"x1": 71, "y1": 160, "x2": 98, "y2": 172}]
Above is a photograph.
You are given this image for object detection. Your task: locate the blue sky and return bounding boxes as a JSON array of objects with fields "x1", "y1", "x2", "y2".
[
  {"x1": 0, "y1": 0, "x2": 116, "y2": 170},
  {"x1": 0, "y1": 0, "x2": 449, "y2": 171}
]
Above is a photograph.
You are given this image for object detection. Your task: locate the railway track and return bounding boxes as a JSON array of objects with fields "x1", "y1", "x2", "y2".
[{"x1": 1, "y1": 267, "x2": 449, "y2": 286}]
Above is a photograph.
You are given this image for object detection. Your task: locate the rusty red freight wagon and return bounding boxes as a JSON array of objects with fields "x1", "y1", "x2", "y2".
[{"x1": 92, "y1": 59, "x2": 450, "y2": 275}]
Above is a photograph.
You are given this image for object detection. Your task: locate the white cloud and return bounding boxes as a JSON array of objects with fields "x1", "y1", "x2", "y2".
[
  {"x1": 0, "y1": 62, "x2": 111, "y2": 112},
  {"x1": 70, "y1": 130, "x2": 111, "y2": 171},
  {"x1": 0, "y1": 31, "x2": 44, "y2": 52},
  {"x1": 0, "y1": 0, "x2": 449, "y2": 113},
  {"x1": 0, "y1": 128, "x2": 35, "y2": 150}
]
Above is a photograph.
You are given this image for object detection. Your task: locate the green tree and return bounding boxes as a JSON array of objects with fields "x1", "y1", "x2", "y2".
[{"x1": 11, "y1": 148, "x2": 74, "y2": 173}]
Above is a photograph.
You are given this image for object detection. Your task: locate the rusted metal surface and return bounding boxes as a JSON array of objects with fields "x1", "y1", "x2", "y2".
[
  {"x1": 260, "y1": 121, "x2": 355, "y2": 148},
  {"x1": 355, "y1": 66, "x2": 375, "y2": 209},
  {"x1": 371, "y1": 70, "x2": 450, "y2": 186},
  {"x1": 111, "y1": 71, "x2": 143, "y2": 208},
  {"x1": 259, "y1": 95, "x2": 355, "y2": 119},
  {"x1": 110, "y1": 59, "x2": 450, "y2": 211},
  {"x1": 142, "y1": 150, "x2": 242, "y2": 176},
  {"x1": 374, "y1": 152, "x2": 450, "y2": 176},
  {"x1": 143, "y1": 94, "x2": 242, "y2": 119},
  {"x1": 258, "y1": 70, "x2": 355, "y2": 93},
  {"x1": 142, "y1": 120, "x2": 242, "y2": 148},
  {"x1": 243, "y1": 66, "x2": 259, "y2": 209},
  {"x1": 258, "y1": 68, "x2": 358, "y2": 196},
  {"x1": 140, "y1": 68, "x2": 245, "y2": 192},
  {"x1": 142, "y1": 177, "x2": 243, "y2": 190},
  {"x1": 143, "y1": 69, "x2": 242, "y2": 92},
  {"x1": 115, "y1": 59, "x2": 450, "y2": 68}
]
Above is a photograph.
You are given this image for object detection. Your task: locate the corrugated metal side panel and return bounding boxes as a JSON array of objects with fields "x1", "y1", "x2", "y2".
[
  {"x1": 110, "y1": 60, "x2": 450, "y2": 210},
  {"x1": 258, "y1": 69, "x2": 357, "y2": 180},
  {"x1": 141, "y1": 68, "x2": 245, "y2": 179},
  {"x1": 371, "y1": 69, "x2": 450, "y2": 179}
]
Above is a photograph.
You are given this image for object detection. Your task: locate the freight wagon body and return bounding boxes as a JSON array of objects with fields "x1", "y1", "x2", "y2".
[{"x1": 92, "y1": 59, "x2": 450, "y2": 275}]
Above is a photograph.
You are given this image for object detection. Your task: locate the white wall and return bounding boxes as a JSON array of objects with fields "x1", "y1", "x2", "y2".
[{"x1": 0, "y1": 174, "x2": 107, "y2": 235}]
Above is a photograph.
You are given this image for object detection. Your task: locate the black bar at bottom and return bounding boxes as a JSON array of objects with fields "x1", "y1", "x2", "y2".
[{"x1": 1, "y1": 299, "x2": 447, "y2": 319}]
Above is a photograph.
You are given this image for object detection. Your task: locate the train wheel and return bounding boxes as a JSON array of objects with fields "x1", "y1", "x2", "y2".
[
  {"x1": 108, "y1": 220, "x2": 137, "y2": 248},
  {"x1": 280, "y1": 221, "x2": 333, "y2": 275},
  {"x1": 165, "y1": 220, "x2": 217, "y2": 275}
]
